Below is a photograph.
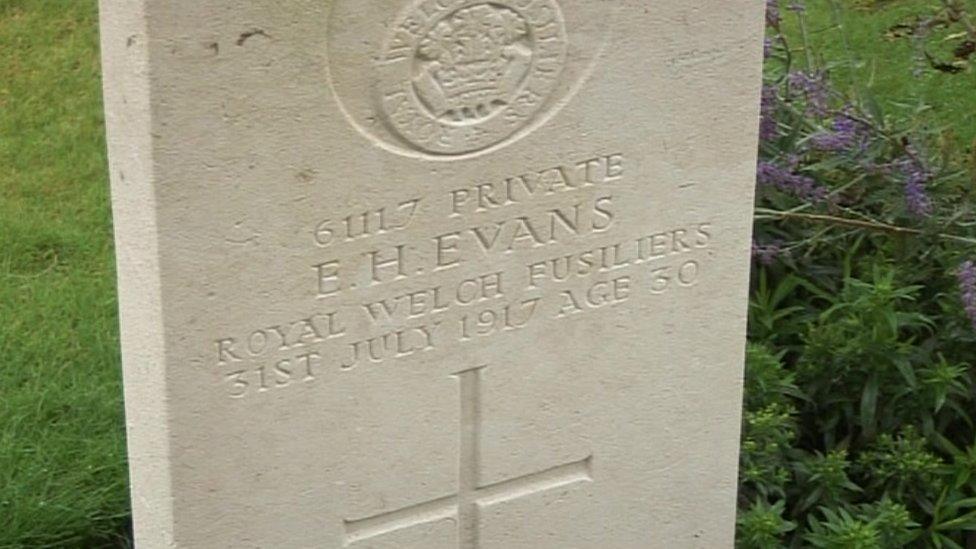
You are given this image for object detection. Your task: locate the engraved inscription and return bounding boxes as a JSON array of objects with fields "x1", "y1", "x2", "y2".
[
  {"x1": 210, "y1": 152, "x2": 722, "y2": 399},
  {"x1": 342, "y1": 365, "x2": 593, "y2": 547},
  {"x1": 377, "y1": 0, "x2": 568, "y2": 155}
]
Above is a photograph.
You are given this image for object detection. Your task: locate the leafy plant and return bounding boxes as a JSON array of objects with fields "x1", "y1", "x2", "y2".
[{"x1": 739, "y1": 1, "x2": 976, "y2": 546}]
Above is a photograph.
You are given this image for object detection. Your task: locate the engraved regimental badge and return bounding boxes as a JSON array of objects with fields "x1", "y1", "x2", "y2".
[
  {"x1": 327, "y1": 0, "x2": 616, "y2": 159},
  {"x1": 377, "y1": 1, "x2": 567, "y2": 155},
  {"x1": 327, "y1": 0, "x2": 572, "y2": 158}
]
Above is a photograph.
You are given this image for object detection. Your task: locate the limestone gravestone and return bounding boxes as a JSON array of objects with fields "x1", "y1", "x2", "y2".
[{"x1": 100, "y1": 0, "x2": 766, "y2": 546}]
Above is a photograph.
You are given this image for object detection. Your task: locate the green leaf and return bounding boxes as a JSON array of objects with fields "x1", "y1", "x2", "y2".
[
  {"x1": 892, "y1": 356, "x2": 917, "y2": 388},
  {"x1": 860, "y1": 374, "x2": 879, "y2": 439}
]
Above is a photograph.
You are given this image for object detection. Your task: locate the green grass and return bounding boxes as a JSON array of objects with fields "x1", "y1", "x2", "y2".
[
  {"x1": 0, "y1": 0, "x2": 973, "y2": 547},
  {"x1": 783, "y1": 0, "x2": 976, "y2": 145},
  {"x1": 0, "y1": 1, "x2": 129, "y2": 547}
]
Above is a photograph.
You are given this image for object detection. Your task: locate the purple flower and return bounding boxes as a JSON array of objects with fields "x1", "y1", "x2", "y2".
[
  {"x1": 752, "y1": 240, "x2": 784, "y2": 265},
  {"x1": 810, "y1": 111, "x2": 868, "y2": 153},
  {"x1": 789, "y1": 71, "x2": 830, "y2": 117},
  {"x1": 958, "y1": 260, "x2": 976, "y2": 330},
  {"x1": 757, "y1": 160, "x2": 827, "y2": 202},
  {"x1": 904, "y1": 175, "x2": 933, "y2": 217},
  {"x1": 766, "y1": 0, "x2": 781, "y2": 27},
  {"x1": 784, "y1": 154, "x2": 802, "y2": 170},
  {"x1": 759, "y1": 84, "x2": 780, "y2": 142},
  {"x1": 896, "y1": 152, "x2": 933, "y2": 217},
  {"x1": 764, "y1": 37, "x2": 774, "y2": 58}
]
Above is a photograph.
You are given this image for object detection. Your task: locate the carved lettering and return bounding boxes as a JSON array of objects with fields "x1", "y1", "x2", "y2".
[{"x1": 215, "y1": 150, "x2": 719, "y2": 401}]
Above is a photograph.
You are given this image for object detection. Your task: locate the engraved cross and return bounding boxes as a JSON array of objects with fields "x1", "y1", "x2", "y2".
[{"x1": 343, "y1": 365, "x2": 593, "y2": 547}]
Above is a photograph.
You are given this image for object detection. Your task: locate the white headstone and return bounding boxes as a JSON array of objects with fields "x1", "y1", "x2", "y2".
[{"x1": 100, "y1": 0, "x2": 766, "y2": 546}]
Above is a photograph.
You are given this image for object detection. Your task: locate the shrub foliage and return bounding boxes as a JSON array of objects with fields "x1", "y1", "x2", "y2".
[{"x1": 739, "y1": 2, "x2": 976, "y2": 547}]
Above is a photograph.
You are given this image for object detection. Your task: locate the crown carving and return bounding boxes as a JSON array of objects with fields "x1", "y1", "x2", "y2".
[{"x1": 416, "y1": 4, "x2": 530, "y2": 120}]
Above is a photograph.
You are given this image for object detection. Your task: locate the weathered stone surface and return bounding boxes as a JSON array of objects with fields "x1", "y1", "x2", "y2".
[{"x1": 100, "y1": 0, "x2": 766, "y2": 546}]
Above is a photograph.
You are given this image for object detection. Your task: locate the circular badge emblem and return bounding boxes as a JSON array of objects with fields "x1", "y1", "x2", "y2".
[
  {"x1": 378, "y1": 1, "x2": 567, "y2": 155},
  {"x1": 327, "y1": 0, "x2": 612, "y2": 159}
]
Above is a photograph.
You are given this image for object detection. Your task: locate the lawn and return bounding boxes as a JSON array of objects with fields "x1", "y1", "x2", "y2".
[
  {"x1": 784, "y1": 0, "x2": 976, "y2": 145},
  {"x1": 0, "y1": 0, "x2": 973, "y2": 547},
  {"x1": 0, "y1": 1, "x2": 128, "y2": 547}
]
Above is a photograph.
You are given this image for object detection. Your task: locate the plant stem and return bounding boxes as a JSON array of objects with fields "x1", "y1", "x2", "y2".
[
  {"x1": 795, "y1": 9, "x2": 816, "y2": 70},
  {"x1": 755, "y1": 208, "x2": 976, "y2": 245},
  {"x1": 827, "y1": 0, "x2": 863, "y2": 100}
]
